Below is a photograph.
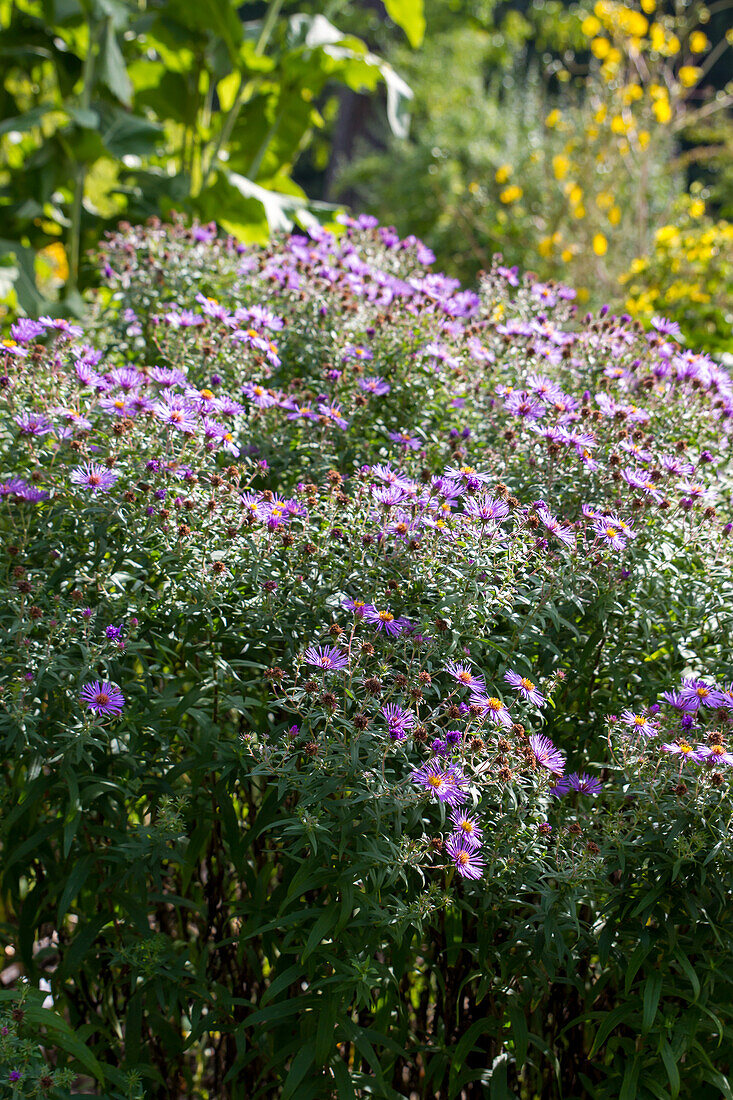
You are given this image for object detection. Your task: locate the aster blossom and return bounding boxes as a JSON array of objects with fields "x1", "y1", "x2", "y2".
[
  {"x1": 381, "y1": 704, "x2": 415, "y2": 739},
  {"x1": 445, "y1": 661, "x2": 486, "y2": 692},
  {"x1": 469, "y1": 693, "x2": 512, "y2": 728},
  {"x1": 503, "y1": 670, "x2": 545, "y2": 707},
  {"x1": 70, "y1": 462, "x2": 120, "y2": 493},
  {"x1": 551, "y1": 772, "x2": 602, "y2": 796},
  {"x1": 529, "y1": 733, "x2": 565, "y2": 775},
  {"x1": 303, "y1": 645, "x2": 349, "y2": 672},
  {"x1": 411, "y1": 759, "x2": 467, "y2": 806},
  {"x1": 445, "y1": 836, "x2": 484, "y2": 879},
  {"x1": 80, "y1": 680, "x2": 125, "y2": 716},
  {"x1": 450, "y1": 808, "x2": 483, "y2": 848}
]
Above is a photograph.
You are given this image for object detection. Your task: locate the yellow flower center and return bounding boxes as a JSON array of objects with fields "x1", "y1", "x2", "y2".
[
  {"x1": 487, "y1": 697, "x2": 503, "y2": 711},
  {"x1": 458, "y1": 851, "x2": 470, "y2": 865},
  {"x1": 520, "y1": 678, "x2": 535, "y2": 690},
  {"x1": 378, "y1": 610, "x2": 394, "y2": 623}
]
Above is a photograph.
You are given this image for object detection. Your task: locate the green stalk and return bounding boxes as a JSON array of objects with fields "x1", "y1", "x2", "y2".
[
  {"x1": 198, "y1": 0, "x2": 285, "y2": 193},
  {"x1": 67, "y1": 18, "x2": 98, "y2": 299}
]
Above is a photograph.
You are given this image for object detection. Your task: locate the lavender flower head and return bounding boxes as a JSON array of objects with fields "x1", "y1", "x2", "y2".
[
  {"x1": 551, "y1": 772, "x2": 602, "y2": 796},
  {"x1": 80, "y1": 680, "x2": 125, "y2": 716},
  {"x1": 445, "y1": 835, "x2": 484, "y2": 879},
  {"x1": 504, "y1": 670, "x2": 545, "y2": 707},
  {"x1": 304, "y1": 645, "x2": 349, "y2": 672},
  {"x1": 70, "y1": 462, "x2": 120, "y2": 493},
  {"x1": 450, "y1": 808, "x2": 483, "y2": 848},
  {"x1": 529, "y1": 733, "x2": 565, "y2": 776},
  {"x1": 411, "y1": 759, "x2": 467, "y2": 806}
]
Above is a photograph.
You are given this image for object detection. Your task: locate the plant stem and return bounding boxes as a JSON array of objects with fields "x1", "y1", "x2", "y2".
[
  {"x1": 68, "y1": 17, "x2": 98, "y2": 298},
  {"x1": 198, "y1": 0, "x2": 286, "y2": 193}
]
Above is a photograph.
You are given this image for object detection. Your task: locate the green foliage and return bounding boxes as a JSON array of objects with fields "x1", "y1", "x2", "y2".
[
  {"x1": 1, "y1": 219, "x2": 733, "y2": 1096},
  {"x1": 0, "y1": 0, "x2": 413, "y2": 318}
]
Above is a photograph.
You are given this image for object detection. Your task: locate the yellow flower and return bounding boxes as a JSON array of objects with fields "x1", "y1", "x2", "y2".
[
  {"x1": 573, "y1": 205, "x2": 586, "y2": 219},
  {"x1": 38, "y1": 241, "x2": 69, "y2": 282},
  {"x1": 665, "y1": 33, "x2": 680, "y2": 55},
  {"x1": 495, "y1": 164, "x2": 513, "y2": 184},
  {"x1": 499, "y1": 185, "x2": 523, "y2": 204},
  {"x1": 650, "y1": 23, "x2": 665, "y2": 51},
  {"x1": 594, "y1": 105, "x2": 607, "y2": 123},
  {"x1": 538, "y1": 236, "x2": 554, "y2": 257},
  {"x1": 610, "y1": 114, "x2": 629, "y2": 135},
  {"x1": 595, "y1": 191, "x2": 613, "y2": 210},
  {"x1": 593, "y1": 233, "x2": 608, "y2": 256},
  {"x1": 689, "y1": 31, "x2": 708, "y2": 53},
  {"x1": 608, "y1": 206, "x2": 622, "y2": 225},
  {"x1": 545, "y1": 109, "x2": 562, "y2": 128},
  {"x1": 689, "y1": 198, "x2": 705, "y2": 217},
  {"x1": 678, "y1": 65, "x2": 702, "y2": 87},
  {"x1": 591, "y1": 36, "x2": 611, "y2": 59},
  {"x1": 653, "y1": 98, "x2": 672, "y2": 123},
  {"x1": 568, "y1": 184, "x2": 583, "y2": 206},
  {"x1": 552, "y1": 154, "x2": 571, "y2": 180},
  {"x1": 468, "y1": 180, "x2": 479, "y2": 194},
  {"x1": 582, "y1": 14, "x2": 601, "y2": 36},
  {"x1": 640, "y1": 0, "x2": 655, "y2": 11},
  {"x1": 655, "y1": 225, "x2": 679, "y2": 244},
  {"x1": 638, "y1": 130, "x2": 650, "y2": 150},
  {"x1": 577, "y1": 287, "x2": 590, "y2": 303},
  {"x1": 561, "y1": 248, "x2": 574, "y2": 263},
  {"x1": 620, "y1": 83, "x2": 642, "y2": 103}
]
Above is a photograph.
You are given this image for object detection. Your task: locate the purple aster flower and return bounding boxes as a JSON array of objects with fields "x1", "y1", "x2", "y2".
[
  {"x1": 445, "y1": 730, "x2": 461, "y2": 746},
  {"x1": 14, "y1": 412, "x2": 52, "y2": 437},
  {"x1": 661, "y1": 739, "x2": 701, "y2": 763},
  {"x1": 70, "y1": 462, "x2": 119, "y2": 493},
  {"x1": 382, "y1": 704, "x2": 415, "y2": 739},
  {"x1": 450, "y1": 808, "x2": 483, "y2": 847},
  {"x1": 100, "y1": 393, "x2": 139, "y2": 418},
  {"x1": 242, "y1": 382, "x2": 278, "y2": 408},
  {"x1": 445, "y1": 835, "x2": 484, "y2": 878},
  {"x1": 592, "y1": 517, "x2": 628, "y2": 551},
  {"x1": 343, "y1": 598, "x2": 369, "y2": 617},
  {"x1": 529, "y1": 733, "x2": 565, "y2": 775},
  {"x1": 469, "y1": 694, "x2": 512, "y2": 728},
  {"x1": 105, "y1": 624, "x2": 123, "y2": 640},
  {"x1": 536, "y1": 506, "x2": 575, "y2": 549},
  {"x1": 303, "y1": 645, "x2": 349, "y2": 672},
  {"x1": 464, "y1": 494, "x2": 511, "y2": 525},
  {"x1": 696, "y1": 743, "x2": 733, "y2": 767},
  {"x1": 445, "y1": 661, "x2": 486, "y2": 692},
  {"x1": 11, "y1": 318, "x2": 45, "y2": 343},
  {"x1": 152, "y1": 396, "x2": 198, "y2": 434},
  {"x1": 619, "y1": 709, "x2": 658, "y2": 736},
  {"x1": 551, "y1": 772, "x2": 602, "y2": 796},
  {"x1": 9, "y1": 1070, "x2": 22, "y2": 1082},
  {"x1": 388, "y1": 430, "x2": 421, "y2": 450},
  {"x1": 363, "y1": 605, "x2": 403, "y2": 635},
  {"x1": 411, "y1": 759, "x2": 467, "y2": 806},
  {"x1": 504, "y1": 670, "x2": 545, "y2": 707},
  {"x1": 651, "y1": 315, "x2": 682, "y2": 341},
  {"x1": 677, "y1": 679, "x2": 726, "y2": 711},
  {"x1": 342, "y1": 344, "x2": 373, "y2": 361},
  {"x1": 431, "y1": 738, "x2": 449, "y2": 755},
  {"x1": 80, "y1": 680, "x2": 125, "y2": 716},
  {"x1": 358, "y1": 376, "x2": 391, "y2": 395}
]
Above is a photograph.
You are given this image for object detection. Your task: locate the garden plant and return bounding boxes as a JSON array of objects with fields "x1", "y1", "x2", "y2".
[{"x1": 1, "y1": 214, "x2": 733, "y2": 1098}]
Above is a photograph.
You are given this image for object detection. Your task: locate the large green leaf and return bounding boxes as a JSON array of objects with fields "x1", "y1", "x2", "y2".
[
  {"x1": 383, "y1": 0, "x2": 426, "y2": 47},
  {"x1": 98, "y1": 17, "x2": 133, "y2": 106}
]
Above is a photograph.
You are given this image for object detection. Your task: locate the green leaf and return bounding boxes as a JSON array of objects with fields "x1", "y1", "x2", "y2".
[
  {"x1": 642, "y1": 972, "x2": 663, "y2": 1032},
  {"x1": 98, "y1": 18, "x2": 133, "y2": 106},
  {"x1": 660, "y1": 1040, "x2": 681, "y2": 1098},
  {"x1": 383, "y1": 0, "x2": 425, "y2": 47}
]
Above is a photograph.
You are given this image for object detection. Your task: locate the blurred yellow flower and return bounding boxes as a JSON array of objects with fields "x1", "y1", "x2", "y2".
[
  {"x1": 689, "y1": 31, "x2": 708, "y2": 53},
  {"x1": 552, "y1": 154, "x2": 571, "y2": 180},
  {"x1": 38, "y1": 241, "x2": 69, "y2": 283},
  {"x1": 593, "y1": 233, "x2": 608, "y2": 256},
  {"x1": 608, "y1": 206, "x2": 622, "y2": 225},
  {"x1": 610, "y1": 115, "x2": 630, "y2": 135},
  {"x1": 640, "y1": 0, "x2": 655, "y2": 12},
  {"x1": 594, "y1": 105, "x2": 607, "y2": 123},
  {"x1": 653, "y1": 99, "x2": 672, "y2": 123},
  {"x1": 561, "y1": 248, "x2": 574, "y2": 263},
  {"x1": 499, "y1": 185, "x2": 523, "y2": 204},
  {"x1": 568, "y1": 184, "x2": 583, "y2": 206},
  {"x1": 591, "y1": 36, "x2": 611, "y2": 58},
  {"x1": 689, "y1": 199, "x2": 705, "y2": 217},
  {"x1": 495, "y1": 164, "x2": 513, "y2": 184},
  {"x1": 638, "y1": 130, "x2": 650, "y2": 150},
  {"x1": 545, "y1": 109, "x2": 562, "y2": 128},
  {"x1": 650, "y1": 23, "x2": 665, "y2": 51},
  {"x1": 665, "y1": 33, "x2": 680, "y2": 55},
  {"x1": 678, "y1": 65, "x2": 702, "y2": 87},
  {"x1": 582, "y1": 15, "x2": 602, "y2": 36},
  {"x1": 468, "y1": 181, "x2": 480, "y2": 194},
  {"x1": 573, "y1": 205, "x2": 586, "y2": 219}
]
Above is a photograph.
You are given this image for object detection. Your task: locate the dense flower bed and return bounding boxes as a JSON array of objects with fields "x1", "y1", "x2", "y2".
[{"x1": 1, "y1": 215, "x2": 732, "y2": 1098}]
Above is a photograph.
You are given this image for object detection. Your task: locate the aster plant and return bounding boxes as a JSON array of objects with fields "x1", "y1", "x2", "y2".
[{"x1": 0, "y1": 215, "x2": 732, "y2": 1097}]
